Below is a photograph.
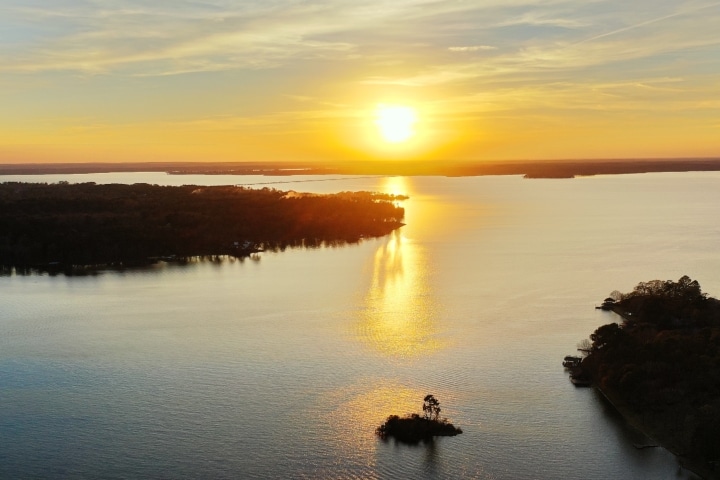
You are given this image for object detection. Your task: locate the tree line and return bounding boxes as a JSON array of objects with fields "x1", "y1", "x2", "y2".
[
  {"x1": 0, "y1": 182, "x2": 406, "y2": 273},
  {"x1": 576, "y1": 276, "x2": 720, "y2": 468}
]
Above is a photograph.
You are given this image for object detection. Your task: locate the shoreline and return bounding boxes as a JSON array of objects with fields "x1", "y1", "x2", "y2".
[
  {"x1": 0, "y1": 183, "x2": 405, "y2": 273},
  {"x1": 592, "y1": 306, "x2": 718, "y2": 480},
  {"x1": 593, "y1": 383, "x2": 713, "y2": 479},
  {"x1": 2, "y1": 158, "x2": 720, "y2": 179}
]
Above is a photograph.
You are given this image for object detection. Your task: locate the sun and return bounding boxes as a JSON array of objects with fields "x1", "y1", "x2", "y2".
[{"x1": 375, "y1": 105, "x2": 417, "y2": 143}]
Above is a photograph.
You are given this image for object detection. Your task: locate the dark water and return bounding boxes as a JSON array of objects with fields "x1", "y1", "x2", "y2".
[{"x1": 2, "y1": 172, "x2": 718, "y2": 479}]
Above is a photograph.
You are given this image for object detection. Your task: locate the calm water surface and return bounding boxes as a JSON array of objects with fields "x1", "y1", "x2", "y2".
[{"x1": 2, "y1": 172, "x2": 719, "y2": 479}]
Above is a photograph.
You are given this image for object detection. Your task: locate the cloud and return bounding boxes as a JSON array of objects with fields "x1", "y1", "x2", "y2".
[
  {"x1": 357, "y1": 1, "x2": 720, "y2": 92},
  {"x1": 448, "y1": 46, "x2": 497, "y2": 52},
  {"x1": 0, "y1": 0, "x2": 606, "y2": 75},
  {"x1": 2, "y1": 0, "x2": 720, "y2": 140},
  {"x1": 0, "y1": 1, "x2": 360, "y2": 74}
]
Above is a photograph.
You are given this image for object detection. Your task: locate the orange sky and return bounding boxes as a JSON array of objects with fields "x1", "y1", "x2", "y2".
[{"x1": 1, "y1": 1, "x2": 719, "y2": 164}]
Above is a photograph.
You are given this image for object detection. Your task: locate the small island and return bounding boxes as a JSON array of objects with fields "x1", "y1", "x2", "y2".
[
  {"x1": 567, "y1": 276, "x2": 720, "y2": 479},
  {"x1": 376, "y1": 395, "x2": 463, "y2": 444},
  {"x1": 0, "y1": 182, "x2": 406, "y2": 274}
]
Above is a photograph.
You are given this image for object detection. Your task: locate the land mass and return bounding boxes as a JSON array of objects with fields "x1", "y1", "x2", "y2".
[
  {"x1": 570, "y1": 276, "x2": 720, "y2": 479},
  {"x1": 376, "y1": 414, "x2": 463, "y2": 445},
  {"x1": 376, "y1": 394, "x2": 463, "y2": 444},
  {"x1": 2, "y1": 158, "x2": 720, "y2": 179},
  {"x1": 0, "y1": 182, "x2": 405, "y2": 273}
]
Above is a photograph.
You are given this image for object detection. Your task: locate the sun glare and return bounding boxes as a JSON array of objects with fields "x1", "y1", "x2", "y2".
[{"x1": 375, "y1": 105, "x2": 417, "y2": 143}]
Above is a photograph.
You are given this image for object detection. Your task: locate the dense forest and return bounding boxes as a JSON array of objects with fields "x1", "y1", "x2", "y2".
[
  {"x1": 0, "y1": 182, "x2": 406, "y2": 273},
  {"x1": 573, "y1": 276, "x2": 720, "y2": 477}
]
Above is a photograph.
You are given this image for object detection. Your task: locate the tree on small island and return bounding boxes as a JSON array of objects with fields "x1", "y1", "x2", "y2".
[
  {"x1": 423, "y1": 394, "x2": 441, "y2": 421},
  {"x1": 376, "y1": 395, "x2": 462, "y2": 444}
]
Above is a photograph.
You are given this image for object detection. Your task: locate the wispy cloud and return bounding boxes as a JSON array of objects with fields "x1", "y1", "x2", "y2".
[
  {"x1": 360, "y1": 1, "x2": 720, "y2": 91},
  {"x1": 448, "y1": 46, "x2": 497, "y2": 52},
  {"x1": 3, "y1": 0, "x2": 719, "y2": 87},
  {"x1": 1, "y1": 0, "x2": 720, "y2": 161},
  {"x1": 0, "y1": 0, "x2": 621, "y2": 75}
]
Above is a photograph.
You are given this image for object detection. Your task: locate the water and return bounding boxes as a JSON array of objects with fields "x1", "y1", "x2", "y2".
[{"x1": 2, "y1": 171, "x2": 719, "y2": 479}]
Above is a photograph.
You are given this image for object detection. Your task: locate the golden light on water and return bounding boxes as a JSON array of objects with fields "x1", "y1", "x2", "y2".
[
  {"x1": 319, "y1": 382, "x2": 426, "y2": 467},
  {"x1": 329, "y1": 383, "x2": 422, "y2": 431},
  {"x1": 355, "y1": 228, "x2": 443, "y2": 358},
  {"x1": 380, "y1": 175, "x2": 412, "y2": 198}
]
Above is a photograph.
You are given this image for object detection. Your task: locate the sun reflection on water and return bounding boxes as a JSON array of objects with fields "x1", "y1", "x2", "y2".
[
  {"x1": 318, "y1": 382, "x2": 426, "y2": 472},
  {"x1": 355, "y1": 226, "x2": 444, "y2": 358},
  {"x1": 380, "y1": 175, "x2": 413, "y2": 198}
]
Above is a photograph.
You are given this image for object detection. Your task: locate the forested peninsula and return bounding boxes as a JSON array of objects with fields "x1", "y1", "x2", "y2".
[
  {"x1": 0, "y1": 182, "x2": 406, "y2": 273},
  {"x1": 570, "y1": 276, "x2": 720, "y2": 479}
]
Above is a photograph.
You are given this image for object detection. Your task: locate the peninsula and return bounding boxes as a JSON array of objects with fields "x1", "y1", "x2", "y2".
[
  {"x1": 0, "y1": 182, "x2": 405, "y2": 273},
  {"x1": 570, "y1": 276, "x2": 720, "y2": 479}
]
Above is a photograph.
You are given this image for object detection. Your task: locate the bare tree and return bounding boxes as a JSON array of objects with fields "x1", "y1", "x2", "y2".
[
  {"x1": 577, "y1": 338, "x2": 592, "y2": 356},
  {"x1": 608, "y1": 290, "x2": 624, "y2": 301}
]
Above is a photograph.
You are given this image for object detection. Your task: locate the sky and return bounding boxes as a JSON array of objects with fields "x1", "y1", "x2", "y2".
[{"x1": 1, "y1": 0, "x2": 719, "y2": 164}]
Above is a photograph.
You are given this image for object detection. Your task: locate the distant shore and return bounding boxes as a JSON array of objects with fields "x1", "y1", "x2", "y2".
[{"x1": 2, "y1": 158, "x2": 720, "y2": 179}]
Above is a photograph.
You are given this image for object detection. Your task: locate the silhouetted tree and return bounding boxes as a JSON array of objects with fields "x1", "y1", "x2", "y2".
[
  {"x1": 589, "y1": 323, "x2": 624, "y2": 351},
  {"x1": 423, "y1": 394, "x2": 441, "y2": 421},
  {"x1": 572, "y1": 277, "x2": 720, "y2": 471}
]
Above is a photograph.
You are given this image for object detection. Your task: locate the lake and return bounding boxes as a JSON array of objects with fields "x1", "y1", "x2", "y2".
[{"x1": 2, "y1": 171, "x2": 719, "y2": 479}]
